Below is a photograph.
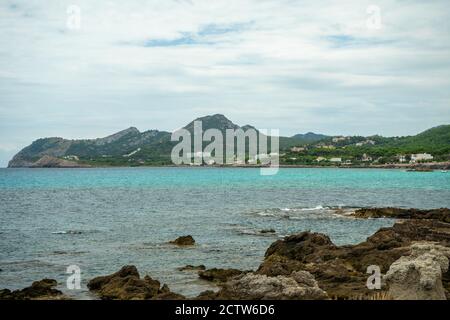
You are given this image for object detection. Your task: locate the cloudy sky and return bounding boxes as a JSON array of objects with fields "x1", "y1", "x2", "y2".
[{"x1": 1, "y1": 0, "x2": 449, "y2": 166}]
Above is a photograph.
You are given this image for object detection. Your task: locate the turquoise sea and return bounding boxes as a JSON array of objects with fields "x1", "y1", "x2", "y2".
[{"x1": 0, "y1": 167, "x2": 449, "y2": 298}]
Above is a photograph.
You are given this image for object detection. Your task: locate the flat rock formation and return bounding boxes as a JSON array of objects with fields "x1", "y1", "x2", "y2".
[
  {"x1": 209, "y1": 271, "x2": 328, "y2": 300},
  {"x1": 352, "y1": 207, "x2": 450, "y2": 222}
]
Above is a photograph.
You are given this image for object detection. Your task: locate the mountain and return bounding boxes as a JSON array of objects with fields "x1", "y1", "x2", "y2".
[
  {"x1": 8, "y1": 114, "x2": 276, "y2": 167},
  {"x1": 8, "y1": 115, "x2": 449, "y2": 167},
  {"x1": 291, "y1": 132, "x2": 329, "y2": 144},
  {"x1": 8, "y1": 127, "x2": 173, "y2": 167},
  {"x1": 382, "y1": 125, "x2": 450, "y2": 153},
  {"x1": 183, "y1": 114, "x2": 240, "y2": 133}
]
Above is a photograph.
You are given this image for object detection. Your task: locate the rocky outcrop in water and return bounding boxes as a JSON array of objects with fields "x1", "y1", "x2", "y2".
[
  {"x1": 87, "y1": 265, "x2": 184, "y2": 300},
  {"x1": 385, "y1": 242, "x2": 450, "y2": 300},
  {"x1": 169, "y1": 235, "x2": 195, "y2": 246},
  {"x1": 256, "y1": 216, "x2": 450, "y2": 299},
  {"x1": 352, "y1": 207, "x2": 450, "y2": 223},
  {"x1": 0, "y1": 279, "x2": 65, "y2": 300},
  {"x1": 178, "y1": 265, "x2": 206, "y2": 271}
]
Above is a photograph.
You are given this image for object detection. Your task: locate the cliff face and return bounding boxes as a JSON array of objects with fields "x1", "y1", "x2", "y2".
[
  {"x1": 7, "y1": 127, "x2": 171, "y2": 168},
  {"x1": 29, "y1": 155, "x2": 90, "y2": 168}
]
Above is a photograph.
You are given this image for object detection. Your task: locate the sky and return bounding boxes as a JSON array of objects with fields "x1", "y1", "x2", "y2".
[{"x1": 1, "y1": 0, "x2": 450, "y2": 167}]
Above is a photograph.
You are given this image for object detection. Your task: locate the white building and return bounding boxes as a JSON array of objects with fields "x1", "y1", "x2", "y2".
[
  {"x1": 361, "y1": 153, "x2": 372, "y2": 162},
  {"x1": 290, "y1": 146, "x2": 306, "y2": 152},
  {"x1": 316, "y1": 156, "x2": 326, "y2": 162},
  {"x1": 410, "y1": 153, "x2": 433, "y2": 163},
  {"x1": 332, "y1": 136, "x2": 348, "y2": 143},
  {"x1": 397, "y1": 155, "x2": 406, "y2": 163},
  {"x1": 63, "y1": 155, "x2": 79, "y2": 161},
  {"x1": 329, "y1": 157, "x2": 342, "y2": 163}
]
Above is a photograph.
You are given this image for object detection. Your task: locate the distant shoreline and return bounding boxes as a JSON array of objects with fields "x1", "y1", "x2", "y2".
[{"x1": 5, "y1": 161, "x2": 450, "y2": 170}]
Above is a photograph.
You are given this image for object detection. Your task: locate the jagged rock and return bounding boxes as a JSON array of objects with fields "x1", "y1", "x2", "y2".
[
  {"x1": 198, "y1": 268, "x2": 248, "y2": 283},
  {"x1": 264, "y1": 231, "x2": 336, "y2": 262},
  {"x1": 0, "y1": 279, "x2": 65, "y2": 300},
  {"x1": 257, "y1": 255, "x2": 305, "y2": 277},
  {"x1": 87, "y1": 265, "x2": 184, "y2": 300},
  {"x1": 178, "y1": 265, "x2": 206, "y2": 271},
  {"x1": 169, "y1": 235, "x2": 195, "y2": 246},
  {"x1": 216, "y1": 271, "x2": 328, "y2": 300},
  {"x1": 385, "y1": 242, "x2": 450, "y2": 300},
  {"x1": 352, "y1": 208, "x2": 450, "y2": 223},
  {"x1": 258, "y1": 218, "x2": 450, "y2": 299}
]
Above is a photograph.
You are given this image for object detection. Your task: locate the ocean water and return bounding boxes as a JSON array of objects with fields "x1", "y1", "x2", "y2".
[{"x1": 0, "y1": 167, "x2": 449, "y2": 299}]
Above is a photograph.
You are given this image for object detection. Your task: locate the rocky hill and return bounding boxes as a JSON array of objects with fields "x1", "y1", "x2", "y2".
[
  {"x1": 7, "y1": 115, "x2": 450, "y2": 167},
  {"x1": 8, "y1": 114, "x2": 299, "y2": 167}
]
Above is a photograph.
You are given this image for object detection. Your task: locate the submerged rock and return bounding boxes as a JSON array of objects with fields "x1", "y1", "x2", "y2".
[
  {"x1": 178, "y1": 265, "x2": 206, "y2": 271},
  {"x1": 169, "y1": 235, "x2": 195, "y2": 246},
  {"x1": 87, "y1": 265, "x2": 184, "y2": 300},
  {"x1": 198, "y1": 268, "x2": 248, "y2": 283},
  {"x1": 214, "y1": 271, "x2": 328, "y2": 300},
  {"x1": 260, "y1": 229, "x2": 276, "y2": 234},
  {"x1": 0, "y1": 279, "x2": 65, "y2": 300},
  {"x1": 385, "y1": 242, "x2": 450, "y2": 300}
]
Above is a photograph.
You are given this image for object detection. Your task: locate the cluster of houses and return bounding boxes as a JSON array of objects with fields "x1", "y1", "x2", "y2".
[
  {"x1": 187, "y1": 152, "x2": 280, "y2": 166},
  {"x1": 313, "y1": 153, "x2": 434, "y2": 165}
]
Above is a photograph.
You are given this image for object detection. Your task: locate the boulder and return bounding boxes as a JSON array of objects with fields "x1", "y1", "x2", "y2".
[
  {"x1": 385, "y1": 242, "x2": 450, "y2": 300},
  {"x1": 264, "y1": 231, "x2": 336, "y2": 262},
  {"x1": 0, "y1": 279, "x2": 64, "y2": 300},
  {"x1": 216, "y1": 271, "x2": 328, "y2": 300},
  {"x1": 87, "y1": 265, "x2": 184, "y2": 300},
  {"x1": 169, "y1": 235, "x2": 195, "y2": 246}
]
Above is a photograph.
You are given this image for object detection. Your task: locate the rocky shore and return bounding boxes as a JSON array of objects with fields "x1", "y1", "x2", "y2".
[{"x1": 1, "y1": 207, "x2": 449, "y2": 300}]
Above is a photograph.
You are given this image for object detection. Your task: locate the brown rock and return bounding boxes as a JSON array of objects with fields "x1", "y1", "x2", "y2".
[
  {"x1": 198, "y1": 268, "x2": 248, "y2": 283},
  {"x1": 258, "y1": 217, "x2": 450, "y2": 299},
  {"x1": 352, "y1": 207, "x2": 450, "y2": 223},
  {"x1": 169, "y1": 235, "x2": 195, "y2": 246},
  {"x1": 178, "y1": 264, "x2": 206, "y2": 271},
  {"x1": 0, "y1": 279, "x2": 64, "y2": 300},
  {"x1": 87, "y1": 265, "x2": 184, "y2": 300}
]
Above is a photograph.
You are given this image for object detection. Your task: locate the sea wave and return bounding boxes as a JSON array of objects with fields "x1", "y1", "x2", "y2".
[{"x1": 51, "y1": 229, "x2": 101, "y2": 235}]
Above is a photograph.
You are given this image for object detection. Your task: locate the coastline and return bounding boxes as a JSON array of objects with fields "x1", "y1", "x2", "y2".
[{"x1": 5, "y1": 161, "x2": 450, "y2": 170}]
